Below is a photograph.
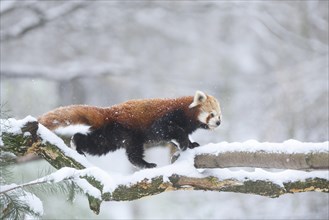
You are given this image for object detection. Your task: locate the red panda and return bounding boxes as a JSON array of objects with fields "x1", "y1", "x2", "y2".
[{"x1": 38, "y1": 91, "x2": 222, "y2": 168}]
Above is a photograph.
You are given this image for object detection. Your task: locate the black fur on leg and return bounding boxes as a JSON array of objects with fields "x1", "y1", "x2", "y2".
[
  {"x1": 72, "y1": 122, "x2": 157, "y2": 168},
  {"x1": 146, "y1": 109, "x2": 202, "y2": 151},
  {"x1": 188, "y1": 142, "x2": 200, "y2": 149},
  {"x1": 126, "y1": 144, "x2": 157, "y2": 168},
  {"x1": 148, "y1": 123, "x2": 190, "y2": 151},
  {"x1": 72, "y1": 123, "x2": 128, "y2": 156},
  {"x1": 72, "y1": 133, "x2": 90, "y2": 156}
]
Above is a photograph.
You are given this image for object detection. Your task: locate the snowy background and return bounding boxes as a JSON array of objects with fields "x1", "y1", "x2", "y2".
[{"x1": 1, "y1": 1, "x2": 328, "y2": 219}]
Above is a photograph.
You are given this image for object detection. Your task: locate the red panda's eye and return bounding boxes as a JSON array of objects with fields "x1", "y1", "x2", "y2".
[{"x1": 210, "y1": 113, "x2": 215, "y2": 117}]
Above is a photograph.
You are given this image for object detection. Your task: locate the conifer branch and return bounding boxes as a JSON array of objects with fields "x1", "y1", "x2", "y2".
[{"x1": 0, "y1": 180, "x2": 48, "y2": 195}]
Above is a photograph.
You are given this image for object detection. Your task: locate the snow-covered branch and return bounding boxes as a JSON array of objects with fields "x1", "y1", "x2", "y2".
[
  {"x1": 1, "y1": 117, "x2": 328, "y2": 215},
  {"x1": 0, "y1": 117, "x2": 103, "y2": 213},
  {"x1": 194, "y1": 141, "x2": 329, "y2": 170}
]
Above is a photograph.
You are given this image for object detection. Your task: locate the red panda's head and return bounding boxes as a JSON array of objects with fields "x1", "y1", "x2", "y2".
[{"x1": 189, "y1": 91, "x2": 222, "y2": 130}]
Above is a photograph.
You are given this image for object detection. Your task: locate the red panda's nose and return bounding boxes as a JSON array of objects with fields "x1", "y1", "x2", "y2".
[{"x1": 216, "y1": 120, "x2": 221, "y2": 126}]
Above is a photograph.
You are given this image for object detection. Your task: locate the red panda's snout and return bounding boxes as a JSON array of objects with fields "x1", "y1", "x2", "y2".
[
  {"x1": 189, "y1": 90, "x2": 222, "y2": 130},
  {"x1": 207, "y1": 112, "x2": 222, "y2": 129},
  {"x1": 197, "y1": 110, "x2": 222, "y2": 130}
]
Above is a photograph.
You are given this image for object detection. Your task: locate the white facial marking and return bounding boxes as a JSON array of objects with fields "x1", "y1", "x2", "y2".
[
  {"x1": 207, "y1": 111, "x2": 221, "y2": 130},
  {"x1": 197, "y1": 96, "x2": 222, "y2": 130},
  {"x1": 198, "y1": 111, "x2": 209, "y2": 124}
]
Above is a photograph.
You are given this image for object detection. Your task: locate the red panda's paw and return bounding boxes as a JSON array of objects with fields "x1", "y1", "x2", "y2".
[
  {"x1": 128, "y1": 154, "x2": 158, "y2": 169},
  {"x1": 78, "y1": 150, "x2": 87, "y2": 157},
  {"x1": 145, "y1": 163, "x2": 157, "y2": 169},
  {"x1": 188, "y1": 142, "x2": 200, "y2": 149}
]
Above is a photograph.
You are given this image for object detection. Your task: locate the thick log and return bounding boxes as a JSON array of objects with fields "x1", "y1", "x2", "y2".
[{"x1": 194, "y1": 151, "x2": 329, "y2": 170}]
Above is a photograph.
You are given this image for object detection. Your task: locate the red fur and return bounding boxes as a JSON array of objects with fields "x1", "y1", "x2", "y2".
[{"x1": 38, "y1": 96, "x2": 199, "y2": 131}]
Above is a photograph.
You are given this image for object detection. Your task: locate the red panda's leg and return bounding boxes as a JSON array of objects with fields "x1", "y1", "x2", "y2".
[
  {"x1": 72, "y1": 133, "x2": 90, "y2": 156},
  {"x1": 149, "y1": 110, "x2": 198, "y2": 151},
  {"x1": 188, "y1": 141, "x2": 200, "y2": 149},
  {"x1": 125, "y1": 144, "x2": 157, "y2": 169},
  {"x1": 72, "y1": 128, "x2": 120, "y2": 156},
  {"x1": 164, "y1": 125, "x2": 193, "y2": 151},
  {"x1": 149, "y1": 124, "x2": 193, "y2": 151}
]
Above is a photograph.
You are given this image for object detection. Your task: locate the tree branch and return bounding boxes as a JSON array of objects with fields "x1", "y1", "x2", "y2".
[
  {"x1": 0, "y1": 117, "x2": 101, "y2": 213},
  {"x1": 1, "y1": 117, "x2": 328, "y2": 215},
  {"x1": 0, "y1": 1, "x2": 89, "y2": 42},
  {"x1": 105, "y1": 174, "x2": 328, "y2": 201}
]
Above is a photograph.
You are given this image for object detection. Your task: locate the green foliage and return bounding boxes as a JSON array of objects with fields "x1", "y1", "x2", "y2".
[
  {"x1": 1, "y1": 190, "x2": 40, "y2": 220},
  {"x1": 0, "y1": 161, "x2": 83, "y2": 219},
  {"x1": 25, "y1": 179, "x2": 83, "y2": 204},
  {"x1": 0, "y1": 113, "x2": 86, "y2": 218}
]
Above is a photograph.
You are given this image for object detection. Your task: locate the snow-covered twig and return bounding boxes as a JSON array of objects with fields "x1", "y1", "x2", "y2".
[{"x1": 0, "y1": 181, "x2": 48, "y2": 195}]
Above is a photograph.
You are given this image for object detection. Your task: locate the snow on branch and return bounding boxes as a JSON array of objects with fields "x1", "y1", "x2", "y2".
[
  {"x1": 1, "y1": 117, "x2": 328, "y2": 215},
  {"x1": 194, "y1": 141, "x2": 329, "y2": 170}
]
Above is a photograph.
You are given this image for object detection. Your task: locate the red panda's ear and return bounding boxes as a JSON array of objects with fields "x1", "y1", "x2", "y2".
[{"x1": 189, "y1": 90, "x2": 207, "y2": 108}]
